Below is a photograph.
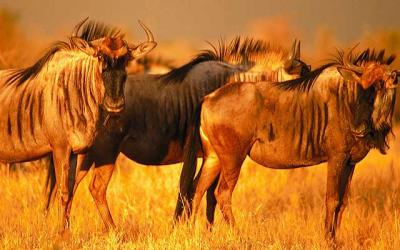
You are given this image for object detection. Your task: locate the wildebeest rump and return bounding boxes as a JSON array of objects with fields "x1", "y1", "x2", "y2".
[
  {"x1": 0, "y1": 19, "x2": 156, "y2": 233},
  {"x1": 46, "y1": 38, "x2": 311, "y2": 229},
  {"x1": 188, "y1": 48, "x2": 398, "y2": 240}
]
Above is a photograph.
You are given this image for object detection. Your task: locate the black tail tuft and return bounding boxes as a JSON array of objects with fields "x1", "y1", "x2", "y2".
[{"x1": 174, "y1": 104, "x2": 203, "y2": 221}]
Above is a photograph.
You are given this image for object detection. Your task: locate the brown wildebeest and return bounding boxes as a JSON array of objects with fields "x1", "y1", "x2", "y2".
[
  {"x1": 187, "y1": 49, "x2": 398, "y2": 239},
  {"x1": 45, "y1": 38, "x2": 311, "y2": 229},
  {"x1": 0, "y1": 19, "x2": 156, "y2": 233}
]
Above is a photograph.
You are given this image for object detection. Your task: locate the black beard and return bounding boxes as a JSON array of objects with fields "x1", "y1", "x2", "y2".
[
  {"x1": 372, "y1": 88, "x2": 396, "y2": 130},
  {"x1": 371, "y1": 88, "x2": 396, "y2": 153}
]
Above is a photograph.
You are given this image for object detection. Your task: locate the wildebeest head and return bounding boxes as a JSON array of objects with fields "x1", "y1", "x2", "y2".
[
  {"x1": 338, "y1": 50, "x2": 398, "y2": 152},
  {"x1": 71, "y1": 19, "x2": 157, "y2": 113}
]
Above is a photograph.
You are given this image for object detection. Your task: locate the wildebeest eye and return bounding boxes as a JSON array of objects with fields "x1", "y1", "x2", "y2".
[{"x1": 97, "y1": 54, "x2": 105, "y2": 62}]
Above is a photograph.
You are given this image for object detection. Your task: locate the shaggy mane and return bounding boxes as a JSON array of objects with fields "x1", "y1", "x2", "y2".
[
  {"x1": 6, "y1": 20, "x2": 121, "y2": 86},
  {"x1": 276, "y1": 48, "x2": 396, "y2": 92},
  {"x1": 160, "y1": 36, "x2": 287, "y2": 83}
]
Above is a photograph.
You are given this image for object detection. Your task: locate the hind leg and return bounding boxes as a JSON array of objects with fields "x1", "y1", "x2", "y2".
[
  {"x1": 191, "y1": 128, "x2": 221, "y2": 223},
  {"x1": 205, "y1": 176, "x2": 219, "y2": 226},
  {"x1": 214, "y1": 156, "x2": 245, "y2": 226},
  {"x1": 191, "y1": 156, "x2": 221, "y2": 222}
]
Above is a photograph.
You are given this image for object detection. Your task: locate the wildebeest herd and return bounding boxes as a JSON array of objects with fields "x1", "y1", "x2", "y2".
[{"x1": 0, "y1": 19, "x2": 398, "y2": 242}]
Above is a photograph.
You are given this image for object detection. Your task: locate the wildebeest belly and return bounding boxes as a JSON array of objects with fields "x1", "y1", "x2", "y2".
[
  {"x1": 120, "y1": 136, "x2": 199, "y2": 165},
  {"x1": 249, "y1": 138, "x2": 327, "y2": 169},
  {"x1": 0, "y1": 140, "x2": 51, "y2": 163},
  {"x1": 0, "y1": 122, "x2": 51, "y2": 162}
]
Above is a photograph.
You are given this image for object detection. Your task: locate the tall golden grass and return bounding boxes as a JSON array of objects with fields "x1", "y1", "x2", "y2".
[{"x1": 0, "y1": 131, "x2": 399, "y2": 249}]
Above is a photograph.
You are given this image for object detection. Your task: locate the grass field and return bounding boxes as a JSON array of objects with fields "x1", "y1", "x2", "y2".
[{"x1": 0, "y1": 133, "x2": 399, "y2": 249}]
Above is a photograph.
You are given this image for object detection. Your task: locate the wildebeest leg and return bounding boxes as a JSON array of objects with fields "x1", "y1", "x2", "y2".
[
  {"x1": 191, "y1": 157, "x2": 221, "y2": 223},
  {"x1": 46, "y1": 154, "x2": 92, "y2": 211},
  {"x1": 89, "y1": 163, "x2": 116, "y2": 230},
  {"x1": 325, "y1": 155, "x2": 351, "y2": 240},
  {"x1": 52, "y1": 145, "x2": 72, "y2": 233},
  {"x1": 45, "y1": 157, "x2": 57, "y2": 213},
  {"x1": 191, "y1": 132, "x2": 221, "y2": 223},
  {"x1": 205, "y1": 176, "x2": 219, "y2": 226},
  {"x1": 215, "y1": 157, "x2": 243, "y2": 226},
  {"x1": 64, "y1": 154, "x2": 94, "y2": 225},
  {"x1": 335, "y1": 162, "x2": 355, "y2": 231}
]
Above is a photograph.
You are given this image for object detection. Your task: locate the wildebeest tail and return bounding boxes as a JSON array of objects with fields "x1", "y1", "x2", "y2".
[{"x1": 174, "y1": 104, "x2": 203, "y2": 221}]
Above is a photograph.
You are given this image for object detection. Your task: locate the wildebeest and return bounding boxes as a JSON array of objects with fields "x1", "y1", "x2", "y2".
[
  {"x1": 0, "y1": 19, "x2": 156, "y2": 233},
  {"x1": 187, "y1": 48, "x2": 398, "y2": 239},
  {"x1": 46, "y1": 38, "x2": 311, "y2": 230}
]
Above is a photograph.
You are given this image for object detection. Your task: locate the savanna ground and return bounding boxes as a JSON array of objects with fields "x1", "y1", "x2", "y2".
[{"x1": 0, "y1": 128, "x2": 399, "y2": 250}]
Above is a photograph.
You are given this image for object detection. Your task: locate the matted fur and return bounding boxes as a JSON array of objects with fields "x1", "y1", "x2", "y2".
[
  {"x1": 6, "y1": 21, "x2": 121, "y2": 86},
  {"x1": 0, "y1": 48, "x2": 103, "y2": 156}
]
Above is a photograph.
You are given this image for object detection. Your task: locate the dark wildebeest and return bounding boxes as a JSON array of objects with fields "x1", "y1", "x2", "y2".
[
  {"x1": 188, "y1": 49, "x2": 398, "y2": 239},
  {"x1": 46, "y1": 38, "x2": 311, "y2": 230},
  {"x1": 0, "y1": 19, "x2": 156, "y2": 233}
]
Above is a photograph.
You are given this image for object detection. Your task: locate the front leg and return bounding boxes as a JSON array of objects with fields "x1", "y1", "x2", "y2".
[
  {"x1": 325, "y1": 154, "x2": 354, "y2": 240},
  {"x1": 64, "y1": 154, "x2": 93, "y2": 226},
  {"x1": 52, "y1": 145, "x2": 72, "y2": 234},
  {"x1": 89, "y1": 163, "x2": 116, "y2": 230}
]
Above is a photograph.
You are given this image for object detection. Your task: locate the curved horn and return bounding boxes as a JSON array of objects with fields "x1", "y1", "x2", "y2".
[
  {"x1": 138, "y1": 20, "x2": 154, "y2": 42},
  {"x1": 72, "y1": 17, "x2": 89, "y2": 37},
  {"x1": 288, "y1": 39, "x2": 297, "y2": 60},
  {"x1": 285, "y1": 39, "x2": 295, "y2": 70},
  {"x1": 285, "y1": 39, "x2": 300, "y2": 70},
  {"x1": 127, "y1": 21, "x2": 157, "y2": 59},
  {"x1": 343, "y1": 45, "x2": 363, "y2": 74},
  {"x1": 295, "y1": 40, "x2": 300, "y2": 60}
]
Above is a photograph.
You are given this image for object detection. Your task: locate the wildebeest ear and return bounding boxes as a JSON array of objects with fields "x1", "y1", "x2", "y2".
[
  {"x1": 337, "y1": 67, "x2": 362, "y2": 85},
  {"x1": 130, "y1": 41, "x2": 157, "y2": 60}
]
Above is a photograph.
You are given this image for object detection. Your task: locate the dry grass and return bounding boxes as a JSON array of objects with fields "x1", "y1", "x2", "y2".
[{"x1": 0, "y1": 132, "x2": 399, "y2": 250}]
